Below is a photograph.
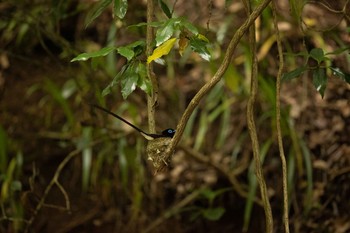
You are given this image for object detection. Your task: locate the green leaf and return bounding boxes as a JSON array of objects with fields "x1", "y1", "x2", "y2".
[
  {"x1": 102, "y1": 65, "x2": 127, "y2": 96},
  {"x1": 284, "y1": 51, "x2": 309, "y2": 58},
  {"x1": 309, "y1": 48, "x2": 325, "y2": 64},
  {"x1": 117, "y1": 47, "x2": 134, "y2": 61},
  {"x1": 147, "y1": 38, "x2": 177, "y2": 63},
  {"x1": 116, "y1": 41, "x2": 145, "y2": 61},
  {"x1": 71, "y1": 46, "x2": 117, "y2": 62},
  {"x1": 137, "y1": 63, "x2": 152, "y2": 95},
  {"x1": 155, "y1": 18, "x2": 180, "y2": 46},
  {"x1": 120, "y1": 64, "x2": 139, "y2": 99},
  {"x1": 128, "y1": 40, "x2": 145, "y2": 56},
  {"x1": 180, "y1": 18, "x2": 199, "y2": 35},
  {"x1": 127, "y1": 21, "x2": 163, "y2": 29},
  {"x1": 202, "y1": 207, "x2": 225, "y2": 221},
  {"x1": 189, "y1": 36, "x2": 211, "y2": 61},
  {"x1": 312, "y1": 67, "x2": 327, "y2": 98},
  {"x1": 282, "y1": 66, "x2": 307, "y2": 81},
  {"x1": 330, "y1": 67, "x2": 350, "y2": 84},
  {"x1": 114, "y1": 0, "x2": 128, "y2": 19},
  {"x1": 85, "y1": 0, "x2": 113, "y2": 27},
  {"x1": 158, "y1": 0, "x2": 172, "y2": 18}
]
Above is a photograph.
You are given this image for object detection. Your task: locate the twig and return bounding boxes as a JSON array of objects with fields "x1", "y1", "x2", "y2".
[
  {"x1": 272, "y1": 1, "x2": 290, "y2": 232},
  {"x1": 24, "y1": 140, "x2": 101, "y2": 233},
  {"x1": 143, "y1": 189, "x2": 202, "y2": 233},
  {"x1": 179, "y1": 144, "x2": 263, "y2": 206},
  {"x1": 244, "y1": 0, "x2": 273, "y2": 232}
]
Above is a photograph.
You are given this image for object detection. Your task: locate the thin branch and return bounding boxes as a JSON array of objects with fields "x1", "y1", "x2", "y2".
[
  {"x1": 24, "y1": 140, "x2": 102, "y2": 233},
  {"x1": 143, "y1": 189, "x2": 202, "y2": 233},
  {"x1": 272, "y1": 2, "x2": 290, "y2": 232},
  {"x1": 244, "y1": 0, "x2": 273, "y2": 231},
  {"x1": 179, "y1": 144, "x2": 263, "y2": 206}
]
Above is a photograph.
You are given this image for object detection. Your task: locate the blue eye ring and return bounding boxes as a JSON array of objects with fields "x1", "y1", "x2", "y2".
[{"x1": 161, "y1": 128, "x2": 176, "y2": 138}]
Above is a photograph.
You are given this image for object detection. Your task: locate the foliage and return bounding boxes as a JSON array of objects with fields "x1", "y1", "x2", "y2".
[
  {"x1": 282, "y1": 47, "x2": 350, "y2": 98},
  {"x1": 72, "y1": 2, "x2": 211, "y2": 99}
]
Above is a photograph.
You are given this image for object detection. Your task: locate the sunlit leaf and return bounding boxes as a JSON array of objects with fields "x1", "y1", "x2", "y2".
[
  {"x1": 202, "y1": 207, "x2": 225, "y2": 221},
  {"x1": 147, "y1": 38, "x2": 177, "y2": 63},
  {"x1": 120, "y1": 63, "x2": 139, "y2": 99},
  {"x1": 158, "y1": 0, "x2": 172, "y2": 18},
  {"x1": 330, "y1": 67, "x2": 350, "y2": 84},
  {"x1": 85, "y1": 0, "x2": 113, "y2": 27},
  {"x1": 282, "y1": 66, "x2": 307, "y2": 81},
  {"x1": 312, "y1": 67, "x2": 327, "y2": 98},
  {"x1": 114, "y1": 0, "x2": 128, "y2": 19},
  {"x1": 121, "y1": 75, "x2": 138, "y2": 99},
  {"x1": 189, "y1": 36, "x2": 211, "y2": 61},
  {"x1": 71, "y1": 46, "x2": 117, "y2": 62},
  {"x1": 155, "y1": 18, "x2": 179, "y2": 46}
]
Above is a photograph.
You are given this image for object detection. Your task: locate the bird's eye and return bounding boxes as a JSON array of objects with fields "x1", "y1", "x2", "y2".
[{"x1": 162, "y1": 128, "x2": 175, "y2": 138}]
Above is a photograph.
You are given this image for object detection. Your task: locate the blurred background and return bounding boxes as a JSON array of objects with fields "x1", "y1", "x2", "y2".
[{"x1": 0, "y1": 0, "x2": 349, "y2": 232}]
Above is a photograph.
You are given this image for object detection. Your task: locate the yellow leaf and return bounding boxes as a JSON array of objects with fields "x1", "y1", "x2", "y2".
[{"x1": 147, "y1": 38, "x2": 177, "y2": 64}]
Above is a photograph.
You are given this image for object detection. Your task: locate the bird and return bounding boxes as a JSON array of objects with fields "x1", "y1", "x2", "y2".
[{"x1": 90, "y1": 104, "x2": 175, "y2": 140}]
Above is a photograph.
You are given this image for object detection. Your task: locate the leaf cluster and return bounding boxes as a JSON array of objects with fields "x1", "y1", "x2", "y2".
[
  {"x1": 282, "y1": 47, "x2": 350, "y2": 98},
  {"x1": 72, "y1": 0, "x2": 211, "y2": 99}
]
